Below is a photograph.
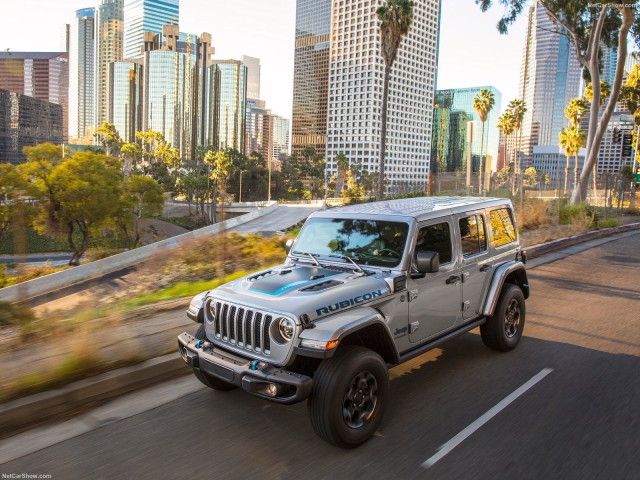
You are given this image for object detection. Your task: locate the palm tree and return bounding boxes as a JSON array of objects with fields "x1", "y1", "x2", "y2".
[
  {"x1": 334, "y1": 152, "x2": 349, "y2": 198},
  {"x1": 497, "y1": 110, "x2": 516, "y2": 191},
  {"x1": 508, "y1": 99, "x2": 527, "y2": 197},
  {"x1": 564, "y1": 98, "x2": 588, "y2": 197},
  {"x1": 473, "y1": 89, "x2": 495, "y2": 195},
  {"x1": 584, "y1": 81, "x2": 611, "y2": 107},
  {"x1": 376, "y1": 0, "x2": 414, "y2": 201},
  {"x1": 559, "y1": 125, "x2": 585, "y2": 196}
]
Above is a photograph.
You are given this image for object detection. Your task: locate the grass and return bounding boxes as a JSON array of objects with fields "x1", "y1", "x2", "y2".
[{"x1": 124, "y1": 270, "x2": 249, "y2": 308}]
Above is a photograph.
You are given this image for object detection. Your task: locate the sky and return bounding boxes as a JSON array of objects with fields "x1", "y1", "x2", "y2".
[{"x1": 0, "y1": 0, "x2": 530, "y2": 119}]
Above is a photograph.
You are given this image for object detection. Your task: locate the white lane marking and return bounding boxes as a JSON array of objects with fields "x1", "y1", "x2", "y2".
[{"x1": 422, "y1": 367, "x2": 553, "y2": 469}]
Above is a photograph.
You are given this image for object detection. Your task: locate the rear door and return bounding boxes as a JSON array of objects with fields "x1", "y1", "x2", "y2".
[
  {"x1": 407, "y1": 218, "x2": 462, "y2": 343},
  {"x1": 456, "y1": 212, "x2": 491, "y2": 320}
]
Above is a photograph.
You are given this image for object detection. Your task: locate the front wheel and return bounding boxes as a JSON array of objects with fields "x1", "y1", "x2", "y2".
[
  {"x1": 192, "y1": 324, "x2": 236, "y2": 391},
  {"x1": 481, "y1": 284, "x2": 526, "y2": 351},
  {"x1": 308, "y1": 346, "x2": 389, "y2": 448}
]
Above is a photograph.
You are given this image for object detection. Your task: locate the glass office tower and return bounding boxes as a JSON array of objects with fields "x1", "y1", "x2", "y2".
[
  {"x1": 431, "y1": 87, "x2": 502, "y2": 173},
  {"x1": 291, "y1": 0, "x2": 331, "y2": 156},
  {"x1": 124, "y1": 0, "x2": 179, "y2": 59},
  {"x1": 207, "y1": 60, "x2": 247, "y2": 153},
  {"x1": 143, "y1": 48, "x2": 195, "y2": 158},
  {"x1": 108, "y1": 61, "x2": 143, "y2": 143},
  {"x1": 69, "y1": 7, "x2": 95, "y2": 140}
]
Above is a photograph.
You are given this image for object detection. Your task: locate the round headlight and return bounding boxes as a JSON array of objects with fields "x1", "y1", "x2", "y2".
[
  {"x1": 206, "y1": 299, "x2": 216, "y2": 323},
  {"x1": 271, "y1": 317, "x2": 295, "y2": 344}
]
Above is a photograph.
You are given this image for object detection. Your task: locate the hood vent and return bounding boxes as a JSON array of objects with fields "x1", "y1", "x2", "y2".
[
  {"x1": 299, "y1": 279, "x2": 343, "y2": 292},
  {"x1": 248, "y1": 271, "x2": 273, "y2": 282}
]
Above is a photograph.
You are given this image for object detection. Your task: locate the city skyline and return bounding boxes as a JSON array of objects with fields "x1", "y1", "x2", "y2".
[{"x1": 1, "y1": 0, "x2": 530, "y2": 121}]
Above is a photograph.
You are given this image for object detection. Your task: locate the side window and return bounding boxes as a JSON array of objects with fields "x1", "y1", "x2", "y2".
[
  {"x1": 489, "y1": 208, "x2": 516, "y2": 247},
  {"x1": 459, "y1": 215, "x2": 487, "y2": 256},
  {"x1": 415, "y1": 221, "x2": 452, "y2": 264}
]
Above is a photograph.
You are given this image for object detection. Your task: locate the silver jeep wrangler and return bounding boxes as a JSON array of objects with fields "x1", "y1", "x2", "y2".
[{"x1": 178, "y1": 197, "x2": 529, "y2": 448}]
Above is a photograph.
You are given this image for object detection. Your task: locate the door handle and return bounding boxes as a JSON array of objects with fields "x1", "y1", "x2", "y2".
[
  {"x1": 479, "y1": 264, "x2": 492, "y2": 272},
  {"x1": 446, "y1": 275, "x2": 460, "y2": 285}
]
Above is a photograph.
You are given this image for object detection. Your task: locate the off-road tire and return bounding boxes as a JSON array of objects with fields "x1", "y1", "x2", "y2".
[
  {"x1": 192, "y1": 324, "x2": 236, "y2": 391},
  {"x1": 481, "y1": 284, "x2": 526, "y2": 351},
  {"x1": 308, "y1": 346, "x2": 389, "y2": 448}
]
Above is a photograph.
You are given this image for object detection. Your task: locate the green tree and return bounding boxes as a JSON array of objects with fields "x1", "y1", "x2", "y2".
[
  {"x1": 113, "y1": 175, "x2": 164, "y2": 249},
  {"x1": 94, "y1": 122, "x2": 123, "y2": 157},
  {"x1": 473, "y1": 89, "x2": 496, "y2": 194},
  {"x1": 559, "y1": 125, "x2": 585, "y2": 196},
  {"x1": 341, "y1": 170, "x2": 365, "y2": 201},
  {"x1": 23, "y1": 152, "x2": 123, "y2": 265},
  {"x1": 0, "y1": 163, "x2": 34, "y2": 244},
  {"x1": 376, "y1": 0, "x2": 414, "y2": 200},
  {"x1": 477, "y1": 0, "x2": 638, "y2": 203},
  {"x1": 523, "y1": 166, "x2": 539, "y2": 189},
  {"x1": 334, "y1": 152, "x2": 349, "y2": 198}
]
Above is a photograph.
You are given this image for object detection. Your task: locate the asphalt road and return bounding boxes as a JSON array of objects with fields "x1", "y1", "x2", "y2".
[{"x1": 2, "y1": 233, "x2": 639, "y2": 480}]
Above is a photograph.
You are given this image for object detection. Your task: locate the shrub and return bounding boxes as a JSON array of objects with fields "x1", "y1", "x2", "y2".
[
  {"x1": 559, "y1": 202, "x2": 597, "y2": 229},
  {"x1": 597, "y1": 218, "x2": 621, "y2": 229},
  {"x1": 516, "y1": 199, "x2": 550, "y2": 230},
  {"x1": 0, "y1": 301, "x2": 35, "y2": 327}
]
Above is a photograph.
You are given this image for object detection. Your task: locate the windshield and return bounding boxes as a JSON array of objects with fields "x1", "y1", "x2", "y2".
[{"x1": 292, "y1": 218, "x2": 409, "y2": 268}]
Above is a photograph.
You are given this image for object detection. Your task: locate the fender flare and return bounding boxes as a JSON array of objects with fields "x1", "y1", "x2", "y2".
[
  {"x1": 296, "y1": 307, "x2": 399, "y2": 363},
  {"x1": 482, "y1": 261, "x2": 529, "y2": 317}
]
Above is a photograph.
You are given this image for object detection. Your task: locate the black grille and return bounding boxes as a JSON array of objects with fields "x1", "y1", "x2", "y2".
[{"x1": 211, "y1": 301, "x2": 273, "y2": 355}]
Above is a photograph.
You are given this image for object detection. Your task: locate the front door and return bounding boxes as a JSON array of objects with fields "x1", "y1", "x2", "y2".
[
  {"x1": 408, "y1": 219, "x2": 462, "y2": 343},
  {"x1": 456, "y1": 212, "x2": 491, "y2": 320}
]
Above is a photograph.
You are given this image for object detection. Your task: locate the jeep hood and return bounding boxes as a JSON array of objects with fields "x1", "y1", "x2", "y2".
[{"x1": 208, "y1": 263, "x2": 392, "y2": 322}]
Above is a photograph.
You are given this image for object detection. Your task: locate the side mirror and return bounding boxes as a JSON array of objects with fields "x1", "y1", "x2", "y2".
[
  {"x1": 416, "y1": 251, "x2": 439, "y2": 274},
  {"x1": 285, "y1": 238, "x2": 295, "y2": 254}
]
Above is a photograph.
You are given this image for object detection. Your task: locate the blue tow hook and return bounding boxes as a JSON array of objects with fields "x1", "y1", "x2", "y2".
[
  {"x1": 195, "y1": 340, "x2": 203, "y2": 348},
  {"x1": 250, "y1": 360, "x2": 260, "y2": 371}
]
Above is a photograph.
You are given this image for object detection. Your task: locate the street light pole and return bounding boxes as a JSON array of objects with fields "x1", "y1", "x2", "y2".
[{"x1": 239, "y1": 170, "x2": 243, "y2": 203}]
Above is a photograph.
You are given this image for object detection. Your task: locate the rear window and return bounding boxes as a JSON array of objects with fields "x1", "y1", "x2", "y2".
[{"x1": 489, "y1": 208, "x2": 516, "y2": 247}]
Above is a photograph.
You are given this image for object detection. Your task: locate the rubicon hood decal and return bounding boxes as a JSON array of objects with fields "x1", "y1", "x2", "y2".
[
  {"x1": 249, "y1": 266, "x2": 341, "y2": 295},
  {"x1": 315, "y1": 289, "x2": 385, "y2": 316}
]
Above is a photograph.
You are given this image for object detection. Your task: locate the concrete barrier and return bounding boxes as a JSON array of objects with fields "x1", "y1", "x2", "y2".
[{"x1": 0, "y1": 202, "x2": 278, "y2": 303}]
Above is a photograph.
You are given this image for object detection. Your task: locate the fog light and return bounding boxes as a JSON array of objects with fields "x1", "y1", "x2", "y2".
[{"x1": 266, "y1": 383, "x2": 280, "y2": 397}]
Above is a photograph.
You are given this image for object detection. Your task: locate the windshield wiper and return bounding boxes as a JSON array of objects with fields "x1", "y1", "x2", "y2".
[
  {"x1": 292, "y1": 250, "x2": 320, "y2": 266},
  {"x1": 329, "y1": 254, "x2": 364, "y2": 273}
]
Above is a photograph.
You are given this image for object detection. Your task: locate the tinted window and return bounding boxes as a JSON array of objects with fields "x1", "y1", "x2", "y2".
[
  {"x1": 489, "y1": 208, "x2": 516, "y2": 247},
  {"x1": 416, "y1": 222, "x2": 452, "y2": 264},
  {"x1": 459, "y1": 215, "x2": 487, "y2": 256}
]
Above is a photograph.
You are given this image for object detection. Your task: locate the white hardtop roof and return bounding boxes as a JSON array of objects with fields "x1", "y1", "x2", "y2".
[{"x1": 312, "y1": 196, "x2": 510, "y2": 221}]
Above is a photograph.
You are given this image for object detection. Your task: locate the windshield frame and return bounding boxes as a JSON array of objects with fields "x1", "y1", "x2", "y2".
[{"x1": 289, "y1": 216, "x2": 412, "y2": 270}]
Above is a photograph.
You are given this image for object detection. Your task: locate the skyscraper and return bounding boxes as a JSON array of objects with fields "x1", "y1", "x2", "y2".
[
  {"x1": 207, "y1": 60, "x2": 247, "y2": 153},
  {"x1": 241, "y1": 55, "x2": 261, "y2": 101},
  {"x1": 69, "y1": 7, "x2": 95, "y2": 141},
  {"x1": 0, "y1": 52, "x2": 69, "y2": 142},
  {"x1": 519, "y1": 2, "x2": 582, "y2": 165},
  {"x1": 291, "y1": 0, "x2": 331, "y2": 156},
  {"x1": 123, "y1": 0, "x2": 179, "y2": 59},
  {"x1": 432, "y1": 87, "x2": 502, "y2": 173},
  {"x1": 108, "y1": 60, "x2": 143, "y2": 143},
  {"x1": 94, "y1": 0, "x2": 124, "y2": 130},
  {"x1": 324, "y1": 0, "x2": 441, "y2": 191}
]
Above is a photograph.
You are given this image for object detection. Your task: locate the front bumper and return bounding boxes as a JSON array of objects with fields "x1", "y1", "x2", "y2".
[{"x1": 178, "y1": 332, "x2": 312, "y2": 404}]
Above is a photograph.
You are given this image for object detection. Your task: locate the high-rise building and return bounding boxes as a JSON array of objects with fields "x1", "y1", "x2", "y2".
[
  {"x1": 108, "y1": 60, "x2": 143, "y2": 143},
  {"x1": 271, "y1": 114, "x2": 290, "y2": 168},
  {"x1": 241, "y1": 55, "x2": 261, "y2": 101},
  {"x1": 0, "y1": 89, "x2": 63, "y2": 164},
  {"x1": 324, "y1": 0, "x2": 441, "y2": 191},
  {"x1": 518, "y1": 2, "x2": 582, "y2": 166},
  {"x1": 94, "y1": 0, "x2": 124, "y2": 130},
  {"x1": 207, "y1": 60, "x2": 247, "y2": 153},
  {"x1": 143, "y1": 46, "x2": 196, "y2": 158},
  {"x1": 432, "y1": 87, "x2": 502, "y2": 174},
  {"x1": 69, "y1": 7, "x2": 95, "y2": 141},
  {"x1": 124, "y1": 0, "x2": 179, "y2": 59},
  {"x1": 291, "y1": 0, "x2": 331, "y2": 156},
  {"x1": 245, "y1": 99, "x2": 271, "y2": 160},
  {"x1": 0, "y1": 52, "x2": 69, "y2": 142}
]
